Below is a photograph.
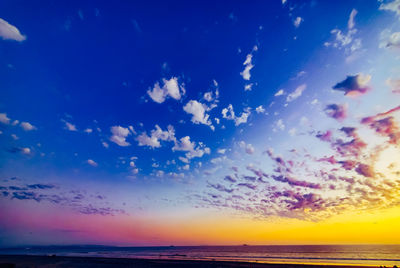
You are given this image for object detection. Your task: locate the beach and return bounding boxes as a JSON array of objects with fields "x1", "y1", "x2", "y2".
[{"x1": 0, "y1": 255, "x2": 378, "y2": 268}]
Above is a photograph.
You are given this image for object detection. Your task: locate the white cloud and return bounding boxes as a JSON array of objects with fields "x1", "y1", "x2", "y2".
[
  {"x1": 293, "y1": 17, "x2": 303, "y2": 28},
  {"x1": 11, "y1": 134, "x2": 19, "y2": 140},
  {"x1": 379, "y1": 0, "x2": 400, "y2": 18},
  {"x1": 380, "y1": 30, "x2": 400, "y2": 50},
  {"x1": 244, "y1": 83, "x2": 253, "y2": 91},
  {"x1": 234, "y1": 110, "x2": 250, "y2": 126},
  {"x1": 274, "y1": 89, "x2": 285, "y2": 96},
  {"x1": 173, "y1": 136, "x2": 195, "y2": 152},
  {"x1": 182, "y1": 164, "x2": 190, "y2": 170},
  {"x1": 348, "y1": 9, "x2": 357, "y2": 29},
  {"x1": 239, "y1": 141, "x2": 255, "y2": 154},
  {"x1": 19, "y1": 122, "x2": 36, "y2": 131},
  {"x1": 273, "y1": 119, "x2": 285, "y2": 132},
  {"x1": 240, "y1": 54, "x2": 254, "y2": 80},
  {"x1": 0, "y1": 18, "x2": 26, "y2": 41},
  {"x1": 102, "y1": 141, "x2": 109, "y2": 148},
  {"x1": 179, "y1": 156, "x2": 189, "y2": 163},
  {"x1": 87, "y1": 159, "x2": 98, "y2": 167},
  {"x1": 286, "y1": 84, "x2": 306, "y2": 102},
  {"x1": 255, "y1": 105, "x2": 265, "y2": 114},
  {"x1": 21, "y1": 147, "x2": 31, "y2": 155},
  {"x1": 204, "y1": 92, "x2": 213, "y2": 102},
  {"x1": 218, "y1": 148, "x2": 226, "y2": 154},
  {"x1": 84, "y1": 128, "x2": 93, "y2": 133},
  {"x1": 0, "y1": 113, "x2": 11, "y2": 124},
  {"x1": 172, "y1": 136, "x2": 211, "y2": 160},
  {"x1": 131, "y1": 168, "x2": 139, "y2": 175},
  {"x1": 147, "y1": 77, "x2": 185, "y2": 103},
  {"x1": 62, "y1": 120, "x2": 77, "y2": 131},
  {"x1": 12, "y1": 120, "x2": 19, "y2": 126},
  {"x1": 245, "y1": 143, "x2": 255, "y2": 154},
  {"x1": 222, "y1": 104, "x2": 235, "y2": 120},
  {"x1": 288, "y1": 127, "x2": 297, "y2": 136},
  {"x1": 222, "y1": 104, "x2": 251, "y2": 126},
  {"x1": 185, "y1": 146, "x2": 210, "y2": 159},
  {"x1": 110, "y1": 126, "x2": 131, "y2": 146},
  {"x1": 137, "y1": 125, "x2": 175, "y2": 148},
  {"x1": 326, "y1": 10, "x2": 362, "y2": 54},
  {"x1": 183, "y1": 100, "x2": 213, "y2": 130},
  {"x1": 130, "y1": 161, "x2": 135, "y2": 167}
]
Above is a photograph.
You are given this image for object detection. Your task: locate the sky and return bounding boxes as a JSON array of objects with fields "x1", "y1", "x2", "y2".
[{"x1": 1, "y1": 0, "x2": 400, "y2": 247}]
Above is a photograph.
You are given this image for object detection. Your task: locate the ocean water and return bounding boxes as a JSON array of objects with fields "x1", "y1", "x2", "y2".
[{"x1": 1, "y1": 245, "x2": 400, "y2": 266}]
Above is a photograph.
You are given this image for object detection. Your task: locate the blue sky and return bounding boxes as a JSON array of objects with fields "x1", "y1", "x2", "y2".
[{"x1": 1, "y1": 0, "x2": 400, "y2": 246}]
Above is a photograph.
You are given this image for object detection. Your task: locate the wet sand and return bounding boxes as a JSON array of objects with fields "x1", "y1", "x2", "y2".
[{"x1": 0, "y1": 255, "x2": 376, "y2": 268}]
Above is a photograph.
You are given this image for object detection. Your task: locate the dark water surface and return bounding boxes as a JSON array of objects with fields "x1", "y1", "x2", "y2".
[{"x1": 1, "y1": 245, "x2": 399, "y2": 266}]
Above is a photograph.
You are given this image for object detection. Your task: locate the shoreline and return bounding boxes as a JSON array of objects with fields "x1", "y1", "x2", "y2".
[{"x1": 0, "y1": 255, "x2": 379, "y2": 267}]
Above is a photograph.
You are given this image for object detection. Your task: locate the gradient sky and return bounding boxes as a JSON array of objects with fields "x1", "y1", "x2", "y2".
[{"x1": 1, "y1": 0, "x2": 400, "y2": 247}]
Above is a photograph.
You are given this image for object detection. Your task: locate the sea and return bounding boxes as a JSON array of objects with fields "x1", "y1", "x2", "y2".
[{"x1": 1, "y1": 245, "x2": 400, "y2": 267}]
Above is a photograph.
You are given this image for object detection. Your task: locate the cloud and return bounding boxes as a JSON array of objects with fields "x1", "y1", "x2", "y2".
[
  {"x1": 362, "y1": 115, "x2": 400, "y2": 145},
  {"x1": 204, "y1": 92, "x2": 213, "y2": 102},
  {"x1": 235, "y1": 110, "x2": 251, "y2": 126},
  {"x1": 137, "y1": 125, "x2": 175, "y2": 148},
  {"x1": 84, "y1": 128, "x2": 93, "y2": 133},
  {"x1": 173, "y1": 136, "x2": 195, "y2": 152},
  {"x1": 244, "y1": 83, "x2": 253, "y2": 91},
  {"x1": 0, "y1": 113, "x2": 11, "y2": 124},
  {"x1": 4, "y1": 178, "x2": 126, "y2": 216},
  {"x1": 271, "y1": 175, "x2": 321, "y2": 189},
  {"x1": 110, "y1": 126, "x2": 131, "y2": 146},
  {"x1": 293, "y1": 17, "x2": 303, "y2": 28},
  {"x1": 222, "y1": 104, "x2": 235, "y2": 120},
  {"x1": 0, "y1": 18, "x2": 26, "y2": 41},
  {"x1": 20, "y1": 122, "x2": 36, "y2": 131},
  {"x1": 222, "y1": 104, "x2": 251, "y2": 126},
  {"x1": 274, "y1": 89, "x2": 285, "y2": 96},
  {"x1": 7, "y1": 147, "x2": 31, "y2": 155},
  {"x1": 386, "y1": 78, "x2": 400, "y2": 93},
  {"x1": 240, "y1": 46, "x2": 257, "y2": 80},
  {"x1": 87, "y1": 159, "x2": 98, "y2": 167},
  {"x1": 332, "y1": 74, "x2": 371, "y2": 96},
  {"x1": 379, "y1": 0, "x2": 400, "y2": 18},
  {"x1": 208, "y1": 182, "x2": 234, "y2": 193},
  {"x1": 224, "y1": 175, "x2": 237, "y2": 183},
  {"x1": 255, "y1": 105, "x2": 265, "y2": 114},
  {"x1": 355, "y1": 163, "x2": 374, "y2": 177},
  {"x1": 325, "y1": 10, "x2": 361, "y2": 53},
  {"x1": 273, "y1": 119, "x2": 285, "y2": 132},
  {"x1": 185, "y1": 145, "x2": 210, "y2": 160},
  {"x1": 325, "y1": 104, "x2": 347, "y2": 121},
  {"x1": 21, "y1": 147, "x2": 31, "y2": 155},
  {"x1": 240, "y1": 54, "x2": 254, "y2": 80},
  {"x1": 183, "y1": 100, "x2": 214, "y2": 130},
  {"x1": 347, "y1": 9, "x2": 357, "y2": 30},
  {"x1": 286, "y1": 84, "x2": 306, "y2": 102},
  {"x1": 27, "y1": 184, "x2": 55, "y2": 190},
  {"x1": 62, "y1": 120, "x2": 77, "y2": 131},
  {"x1": 380, "y1": 30, "x2": 400, "y2": 50},
  {"x1": 203, "y1": 82, "x2": 219, "y2": 103},
  {"x1": 102, "y1": 141, "x2": 109, "y2": 148},
  {"x1": 239, "y1": 141, "x2": 255, "y2": 154},
  {"x1": 147, "y1": 77, "x2": 185, "y2": 103},
  {"x1": 237, "y1": 183, "x2": 257, "y2": 190}
]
